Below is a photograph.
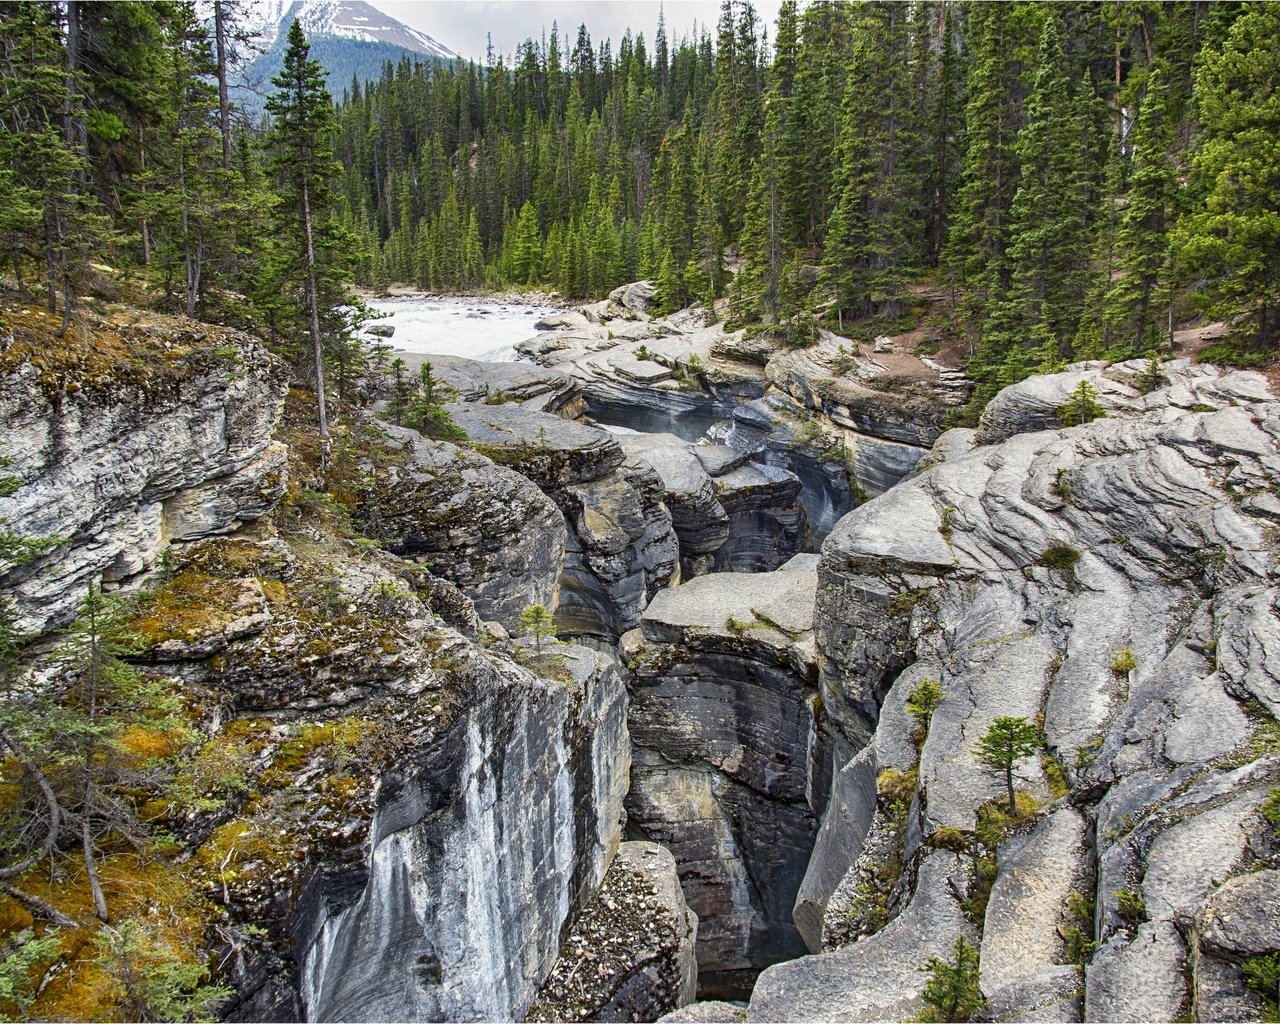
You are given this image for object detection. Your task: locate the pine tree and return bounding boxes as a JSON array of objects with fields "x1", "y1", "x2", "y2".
[
  {"x1": 974, "y1": 715, "x2": 1041, "y2": 815},
  {"x1": 1173, "y1": 4, "x2": 1280, "y2": 352},
  {"x1": 823, "y1": 1, "x2": 920, "y2": 330},
  {"x1": 265, "y1": 20, "x2": 343, "y2": 444},
  {"x1": 0, "y1": 1, "x2": 103, "y2": 334}
]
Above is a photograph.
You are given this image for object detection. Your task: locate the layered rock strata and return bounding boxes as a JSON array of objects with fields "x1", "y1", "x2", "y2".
[
  {"x1": 747, "y1": 360, "x2": 1280, "y2": 1022},
  {"x1": 354, "y1": 419, "x2": 567, "y2": 632},
  {"x1": 621, "y1": 434, "x2": 808, "y2": 577},
  {"x1": 0, "y1": 315, "x2": 288, "y2": 635},
  {"x1": 443, "y1": 399, "x2": 678, "y2": 639},
  {"x1": 621, "y1": 570, "x2": 827, "y2": 1000}
]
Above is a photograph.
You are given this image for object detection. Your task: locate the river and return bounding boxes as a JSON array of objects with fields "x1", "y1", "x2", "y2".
[{"x1": 365, "y1": 294, "x2": 562, "y2": 362}]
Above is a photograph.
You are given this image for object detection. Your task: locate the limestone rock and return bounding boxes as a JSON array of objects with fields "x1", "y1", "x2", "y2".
[
  {"x1": 298, "y1": 642, "x2": 631, "y2": 1023},
  {"x1": 445, "y1": 401, "x2": 623, "y2": 487},
  {"x1": 420, "y1": 354, "x2": 583, "y2": 416},
  {"x1": 747, "y1": 853, "x2": 977, "y2": 1023},
  {"x1": 0, "y1": 322, "x2": 288, "y2": 636},
  {"x1": 787, "y1": 359, "x2": 1280, "y2": 1024},
  {"x1": 354, "y1": 419, "x2": 566, "y2": 631},
  {"x1": 658, "y1": 1002, "x2": 747, "y2": 1023}
]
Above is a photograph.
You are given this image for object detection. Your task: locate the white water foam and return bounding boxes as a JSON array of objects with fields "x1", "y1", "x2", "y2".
[{"x1": 366, "y1": 295, "x2": 562, "y2": 363}]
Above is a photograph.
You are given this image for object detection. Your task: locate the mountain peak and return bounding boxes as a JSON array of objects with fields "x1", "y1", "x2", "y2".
[{"x1": 248, "y1": 0, "x2": 457, "y2": 60}]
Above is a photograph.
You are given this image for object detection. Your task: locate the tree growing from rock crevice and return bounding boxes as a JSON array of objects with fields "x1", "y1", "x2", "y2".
[{"x1": 974, "y1": 715, "x2": 1041, "y2": 815}]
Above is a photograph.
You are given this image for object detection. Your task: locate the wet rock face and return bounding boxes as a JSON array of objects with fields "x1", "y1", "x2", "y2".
[
  {"x1": 0, "y1": 329, "x2": 288, "y2": 636},
  {"x1": 747, "y1": 361, "x2": 1280, "y2": 1023},
  {"x1": 298, "y1": 642, "x2": 630, "y2": 1023},
  {"x1": 529, "y1": 841, "x2": 698, "y2": 1024},
  {"x1": 354, "y1": 419, "x2": 567, "y2": 632},
  {"x1": 621, "y1": 571, "x2": 827, "y2": 1000}
]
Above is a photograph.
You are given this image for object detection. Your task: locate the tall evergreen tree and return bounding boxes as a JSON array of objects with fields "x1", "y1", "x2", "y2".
[
  {"x1": 823, "y1": 1, "x2": 920, "y2": 329},
  {"x1": 1174, "y1": 4, "x2": 1280, "y2": 351},
  {"x1": 1102, "y1": 67, "x2": 1178, "y2": 357},
  {"x1": 265, "y1": 20, "x2": 343, "y2": 442},
  {"x1": 978, "y1": 17, "x2": 1091, "y2": 384}
]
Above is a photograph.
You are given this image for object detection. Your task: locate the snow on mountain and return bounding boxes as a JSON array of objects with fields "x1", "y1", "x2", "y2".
[{"x1": 246, "y1": 0, "x2": 457, "y2": 60}]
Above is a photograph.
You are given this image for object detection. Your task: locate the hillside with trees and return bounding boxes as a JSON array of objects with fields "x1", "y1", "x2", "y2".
[{"x1": 2, "y1": 2, "x2": 1278, "y2": 420}]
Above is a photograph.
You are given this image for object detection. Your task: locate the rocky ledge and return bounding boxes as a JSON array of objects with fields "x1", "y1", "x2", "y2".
[
  {"x1": 517, "y1": 283, "x2": 969, "y2": 546},
  {"x1": 0, "y1": 304, "x2": 289, "y2": 635}
]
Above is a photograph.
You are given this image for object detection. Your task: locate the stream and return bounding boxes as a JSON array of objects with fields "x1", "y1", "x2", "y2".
[{"x1": 366, "y1": 294, "x2": 561, "y2": 362}]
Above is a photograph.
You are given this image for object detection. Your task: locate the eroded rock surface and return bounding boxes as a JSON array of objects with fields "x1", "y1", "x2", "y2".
[
  {"x1": 354, "y1": 419, "x2": 566, "y2": 631},
  {"x1": 0, "y1": 318, "x2": 288, "y2": 635},
  {"x1": 746, "y1": 361, "x2": 1280, "y2": 1023},
  {"x1": 621, "y1": 570, "x2": 827, "y2": 999}
]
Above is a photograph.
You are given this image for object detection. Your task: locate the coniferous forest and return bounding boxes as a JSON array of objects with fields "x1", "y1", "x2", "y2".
[{"x1": 2, "y1": 2, "x2": 1279, "y2": 419}]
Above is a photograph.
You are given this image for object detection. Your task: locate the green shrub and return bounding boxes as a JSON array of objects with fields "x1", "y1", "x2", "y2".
[
  {"x1": 1242, "y1": 953, "x2": 1280, "y2": 1017},
  {"x1": 916, "y1": 935, "x2": 986, "y2": 1023},
  {"x1": 1038, "y1": 543, "x2": 1081, "y2": 573},
  {"x1": 905, "y1": 679, "x2": 946, "y2": 737},
  {"x1": 1111, "y1": 647, "x2": 1137, "y2": 675},
  {"x1": 1116, "y1": 887, "x2": 1146, "y2": 926},
  {"x1": 1198, "y1": 340, "x2": 1271, "y2": 369}
]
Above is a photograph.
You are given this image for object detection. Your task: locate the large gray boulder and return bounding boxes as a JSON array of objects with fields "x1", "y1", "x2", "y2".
[{"x1": 354, "y1": 420, "x2": 566, "y2": 632}]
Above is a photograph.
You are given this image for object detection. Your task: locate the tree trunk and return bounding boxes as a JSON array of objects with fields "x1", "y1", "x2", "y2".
[
  {"x1": 214, "y1": 1, "x2": 232, "y2": 170},
  {"x1": 82, "y1": 816, "x2": 108, "y2": 923},
  {"x1": 301, "y1": 178, "x2": 329, "y2": 442},
  {"x1": 1005, "y1": 763, "x2": 1016, "y2": 815}
]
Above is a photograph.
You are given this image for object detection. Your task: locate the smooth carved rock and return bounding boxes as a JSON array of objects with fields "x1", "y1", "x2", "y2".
[
  {"x1": 788, "y1": 360, "x2": 1280, "y2": 1024},
  {"x1": 298, "y1": 642, "x2": 630, "y2": 1023},
  {"x1": 1186, "y1": 869, "x2": 1280, "y2": 1022},
  {"x1": 553, "y1": 460, "x2": 679, "y2": 639},
  {"x1": 420, "y1": 354, "x2": 583, "y2": 415},
  {"x1": 748, "y1": 853, "x2": 977, "y2": 1023},
  {"x1": 445, "y1": 401, "x2": 624, "y2": 488},
  {"x1": 0, "y1": 328, "x2": 289, "y2": 636}
]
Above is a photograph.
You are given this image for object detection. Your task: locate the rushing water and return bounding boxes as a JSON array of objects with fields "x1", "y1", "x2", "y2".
[{"x1": 365, "y1": 295, "x2": 562, "y2": 362}]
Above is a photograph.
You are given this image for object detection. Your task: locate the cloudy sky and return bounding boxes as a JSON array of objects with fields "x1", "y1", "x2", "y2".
[{"x1": 376, "y1": 1, "x2": 783, "y2": 63}]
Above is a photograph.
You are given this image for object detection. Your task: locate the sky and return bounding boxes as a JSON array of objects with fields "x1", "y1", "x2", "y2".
[{"x1": 374, "y1": 1, "x2": 784, "y2": 63}]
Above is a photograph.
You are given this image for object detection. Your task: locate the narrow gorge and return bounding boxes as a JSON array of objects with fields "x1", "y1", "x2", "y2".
[{"x1": 4, "y1": 281, "x2": 1277, "y2": 1023}]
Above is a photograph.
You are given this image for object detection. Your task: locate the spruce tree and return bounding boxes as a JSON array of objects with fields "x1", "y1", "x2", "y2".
[
  {"x1": 823, "y1": 1, "x2": 920, "y2": 330},
  {"x1": 265, "y1": 20, "x2": 342, "y2": 443},
  {"x1": 1102, "y1": 68, "x2": 1177, "y2": 357},
  {"x1": 978, "y1": 17, "x2": 1090, "y2": 385}
]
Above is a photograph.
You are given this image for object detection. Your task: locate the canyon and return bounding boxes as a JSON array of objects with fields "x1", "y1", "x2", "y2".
[{"x1": 2, "y1": 285, "x2": 1278, "y2": 1022}]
